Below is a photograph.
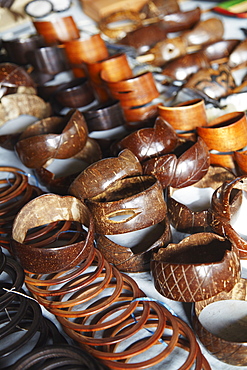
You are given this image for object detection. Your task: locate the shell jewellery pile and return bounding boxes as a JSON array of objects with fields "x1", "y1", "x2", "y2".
[{"x1": 1, "y1": 0, "x2": 247, "y2": 369}]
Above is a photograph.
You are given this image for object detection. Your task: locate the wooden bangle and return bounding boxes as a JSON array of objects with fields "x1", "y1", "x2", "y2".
[
  {"x1": 151, "y1": 232, "x2": 240, "y2": 302},
  {"x1": 26, "y1": 45, "x2": 70, "y2": 76},
  {"x1": 210, "y1": 175, "x2": 247, "y2": 259},
  {"x1": 86, "y1": 175, "x2": 167, "y2": 235},
  {"x1": 100, "y1": 53, "x2": 133, "y2": 83},
  {"x1": 11, "y1": 194, "x2": 95, "y2": 273},
  {"x1": 158, "y1": 99, "x2": 207, "y2": 131},
  {"x1": 64, "y1": 34, "x2": 109, "y2": 65},
  {"x1": 123, "y1": 102, "x2": 158, "y2": 125},
  {"x1": 103, "y1": 72, "x2": 159, "y2": 108},
  {"x1": 192, "y1": 278, "x2": 247, "y2": 366},
  {"x1": 33, "y1": 16, "x2": 80, "y2": 45},
  {"x1": 96, "y1": 215, "x2": 171, "y2": 272},
  {"x1": 69, "y1": 149, "x2": 142, "y2": 201},
  {"x1": 15, "y1": 110, "x2": 88, "y2": 169},
  {"x1": 83, "y1": 100, "x2": 126, "y2": 132},
  {"x1": 197, "y1": 111, "x2": 247, "y2": 152}
]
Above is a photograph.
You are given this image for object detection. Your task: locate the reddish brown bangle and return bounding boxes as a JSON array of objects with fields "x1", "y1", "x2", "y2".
[
  {"x1": 167, "y1": 165, "x2": 236, "y2": 233},
  {"x1": 197, "y1": 111, "x2": 247, "y2": 152},
  {"x1": 192, "y1": 278, "x2": 247, "y2": 366},
  {"x1": 158, "y1": 99, "x2": 207, "y2": 131},
  {"x1": 143, "y1": 136, "x2": 210, "y2": 188},
  {"x1": 15, "y1": 110, "x2": 88, "y2": 169},
  {"x1": 114, "y1": 116, "x2": 178, "y2": 162},
  {"x1": 86, "y1": 175, "x2": 167, "y2": 235},
  {"x1": 96, "y1": 215, "x2": 171, "y2": 272},
  {"x1": 69, "y1": 149, "x2": 142, "y2": 201},
  {"x1": 151, "y1": 232, "x2": 241, "y2": 302},
  {"x1": 33, "y1": 16, "x2": 80, "y2": 45},
  {"x1": 11, "y1": 193, "x2": 95, "y2": 273},
  {"x1": 210, "y1": 175, "x2": 247, "y2": 259},
  {"x1": 102, "y1": 71, "x2": 159, "y2": 108}
]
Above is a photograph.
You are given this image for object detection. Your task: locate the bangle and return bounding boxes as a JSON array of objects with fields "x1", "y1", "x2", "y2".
[
  {"x1": 210, "y1": 175, "x2": 247, "y2": 259},
  {"x1": 167, "y1": 165, "x2": 236, "y2": 233},
  {"x1": 86, "y1": 175, "x2": 167, "y2": 235},
  {"x1": 158, "y1": 98, "x2": 207, "y2": 131},
  {"x1": 114, "y1": 116, "x2": 178, "y2": 162},
  {"x1": 33, "y1": 16, "x2": 80, "y2": 45},
  {"x1": 143, "y1": 136, "x2": 210, "y2": 188},
  {"x1": 11, "y1": 193, "x2": 95, "y2": 273},
  {"x1": 192, "y1": 278, "x2": 247, "y2": 366},
  {"x1": 69, "y1": 149, "x2": 142, "y2": 201},
  {"x1": 197, "y1": 111, "x2": 247, "y2": 152},
  {"x1": 98, "y1": 10, "x2": 143, "y2": 39},
  {"x1": 151, "y1": 232, "x2": 240, "y2": 302},
  {"x1": 15, "y1": 110, "x2": 88, "y2": 169},
  {"x1": 96, "y1": 215, "x2": 171, "y2": 272}
]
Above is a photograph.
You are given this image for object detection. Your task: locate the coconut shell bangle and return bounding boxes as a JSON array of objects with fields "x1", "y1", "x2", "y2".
[
  {"x1": 151, "y1": 232, "x2": 241, "y2": 302},
  {"x1": 210, "y1": 175, "x2": 247, "y2": 259},
  {"x1": 143, "y1": 136, "x2": 210, "y2": 189},
  {"x1": 15, "y1": 109, "x2": 88, "y2": 169},
  {"x1": 86, "y1": 175, "x2": 167, "y2": 235},
  {"x1": 96, "y1": 215, "x2": 172, "y2": 272},
  {"x1": 192, "y1": 278, "x2": 247, "y2": 366},
  {"x1": 33, "y1": 16, "x2": 80, "y2": 45},
  {"x1": 11, "y1": 193, "x2": 95, "y2": 273},
  {"x1": 69, "y1": 149, "x2": 142, "y2": 201},
  {"x1": 167, "y1": 166, "x2": 236, "y2": 233},
  {"x1": 197, "y1": 111, "x2": 247, "y2": 152},
  {"x1": 114, "y1": 116, "x2": 178, "y2": 163}
]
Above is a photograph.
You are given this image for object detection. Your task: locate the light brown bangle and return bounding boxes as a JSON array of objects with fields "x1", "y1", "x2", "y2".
[
  {"x1": 192, "y1": 278, "x2": 247, "y2": 366},
  {"x1": 158, "y1": 99, "x2": 207, "y2": 131},
  {"x1": 33, "y1": 16, "x2": 80, "y2": 45},
  {"x1": 11, "y1": 193, "x2": 95, "y2": 273},
  {"x1": 86, "y1": 175, "x2": 167, "y2": 235},
  {"x1": 151, "y1": 232, "x2": 241, "y2": 302},
  {"x1": 197, "y1": 111, "x2": 247, "y2": 152}
]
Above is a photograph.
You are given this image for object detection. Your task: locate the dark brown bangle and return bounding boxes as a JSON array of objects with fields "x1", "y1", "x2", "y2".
[
  {"x1": 143, "y1": 136, "x2": 210, "y2": 189},
  {"x1": 210, "y1": 175, "x2": 247, "y2": 259},
  {"x1": 151, "y1": 232, "x2": 241, "y2": 302},
  {"x1": 83, "y1": 100, "x2": 126, "y2": 132},
  {"x1": 86, "y1": 175, "x2": 167, "y2": 235},
  {"x1": 15, "y1": 109, "x2": 88, "y2": 169},
  {"x1": 192, "y1": 278, "x2": 247, "y2": 366},
  {"x1": 167, "y1": 165, "x2": 236, "y2": 233},
  {"x1": 11, "y1": 193, "x2": 95, "y2": 273},
  {"x1": 69, "y1": 149, "x2": 142, "y2": 201},
  {"x1": 26, "y1": 45, "x2": 70, "y2": 76},
  {"x1": 96, "y1": 215, "x2": 171, "y2": 272},
  {"x1": 54, "y1": 77, "x2": 95, "y2": 108}
]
